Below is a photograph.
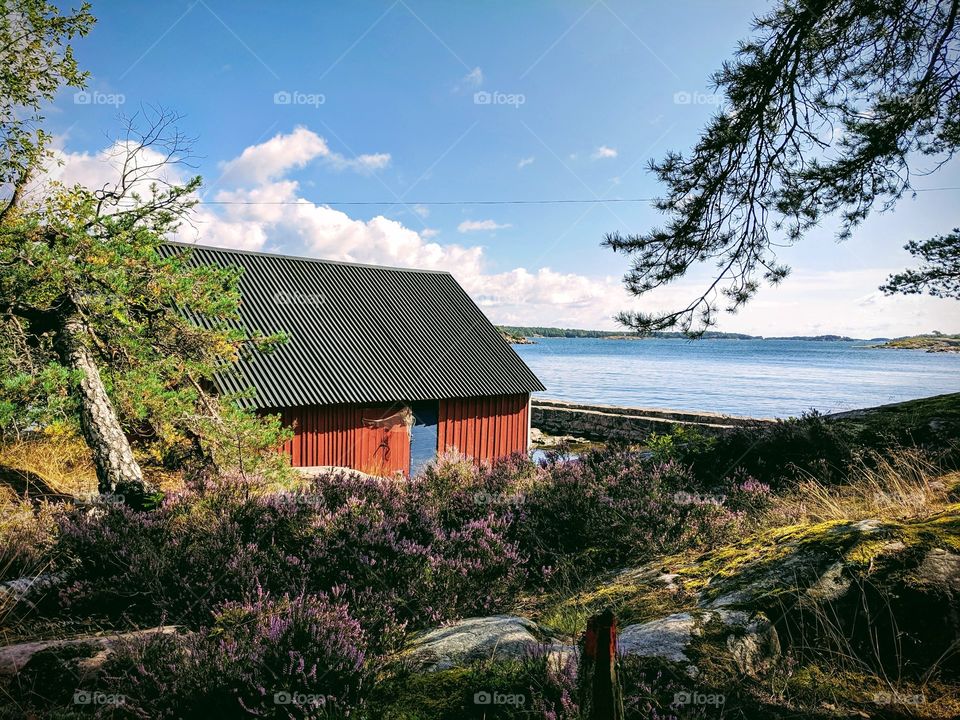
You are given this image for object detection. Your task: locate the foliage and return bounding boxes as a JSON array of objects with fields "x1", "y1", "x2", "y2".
[
  {"x1": 1, "y1": 2, "x2": 289, "y2": 489},
  {"x1": 0, "y1": 123, "x2": 290, "y2": 482},
  {"x1": 657, "y1": 394, "x2": 960, "y2": 491},
  {"x1": 882, "y1": 228, "x2": 960, "y2": 299},
  {"x1": 7, "y1": 590, "x2": 368, "y2": 719},
  {"x1": 604, "y1": 0, "x2": 960, "y2": 334},
  {"x1": 6, "y1": 420, "x2": 960, "y2": 717},
  {"x1": 365, "y1": 652, "x2": 579, "y2": 720},
  {"x1": 43, "y1": 448, "x2": 753, "y2": 642},
  {"x1": 0, "y1": 0, "x2": 94, "y2": 219},
  {"x1": 518, "y1": 452, "x2": 743, "y2": 586},
  {"x1": 0, "y1": 485, "x2": 59, "y2": 580},
  {"x1": 646, "y1": 426, "x2": 716, "y2": 464}
]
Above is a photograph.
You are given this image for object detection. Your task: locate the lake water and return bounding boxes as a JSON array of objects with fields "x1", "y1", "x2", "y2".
[{"x1": 513, "y1": 338, "x2": 960, "y2": 419}]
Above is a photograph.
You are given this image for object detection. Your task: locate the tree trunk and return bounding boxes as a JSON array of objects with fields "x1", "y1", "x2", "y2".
[{"x1": 55, "y1": 306, "x2": 154, "y2": 499}]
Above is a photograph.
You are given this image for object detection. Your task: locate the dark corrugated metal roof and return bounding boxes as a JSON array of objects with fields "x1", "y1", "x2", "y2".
[{"x1": 159, "y1": 242, "x2": 546, "y2": 409}]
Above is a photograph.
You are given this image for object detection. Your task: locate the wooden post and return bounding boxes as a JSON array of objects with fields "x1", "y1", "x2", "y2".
[{"x1": 584, "y1": 609, "x2": 624, "y2": 720}]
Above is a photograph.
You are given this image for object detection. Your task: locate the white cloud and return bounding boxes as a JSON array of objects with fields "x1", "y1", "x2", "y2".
[
  {"x1": 218, "y1": 126, "x2": 328, "y2": 185},
  {"x1": 413, "y1": 204, "x2": 430, "y2": 218},
  {"x1": 591, "y1": 145, "x2": 618, "y2": 160},
  {"x1": 457, "y1": 219, "x2": 512, "y2": 233},
  {"x1": 517, "y1": 156, "x2": 535, "y2": 169},
  {"x1": 38, "y1": 139, "x2": 185, "y2": 194},
  {"x1": 217, "y1": 126, "x2": 389, "y2": 185},
  {"x1": 326, "y1": 152, "x2": 391, "y2": 174},
  {"x1": 456, "y1": 66, "x2": 484, "y2": 90},
  {"x1": 43, "y1": 131, "x2": 960, "y2": 337}
]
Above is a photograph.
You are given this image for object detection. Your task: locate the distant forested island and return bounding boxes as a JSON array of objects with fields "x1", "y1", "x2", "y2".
[
  {"x1": 874, "y1": 333, "x2": 960, "y2": 353},
  {"x1": 497, "y1": 326, "x2": 862, "y2": 342}
]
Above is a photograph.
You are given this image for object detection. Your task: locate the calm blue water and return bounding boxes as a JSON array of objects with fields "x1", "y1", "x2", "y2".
[{"x1": 513, "y1": 338, "x2": 960, "y2": 419}]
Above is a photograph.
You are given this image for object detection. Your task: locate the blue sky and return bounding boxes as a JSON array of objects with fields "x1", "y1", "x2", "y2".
[{"x1": 46, "y1": 0, "x2": 960, "y2": 336}]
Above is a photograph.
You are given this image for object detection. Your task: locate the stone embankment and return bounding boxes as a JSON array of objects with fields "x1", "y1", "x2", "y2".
[{"x1": 530, "y1": 398, "x2": 773, "y2": 442}]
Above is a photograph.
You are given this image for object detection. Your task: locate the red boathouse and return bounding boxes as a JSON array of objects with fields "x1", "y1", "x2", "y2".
[{"x1": 163, "y1": 243, "x2": 545, "y2": 476}]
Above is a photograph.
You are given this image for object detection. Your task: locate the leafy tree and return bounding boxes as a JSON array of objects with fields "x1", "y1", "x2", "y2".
[
  {"x1": 1, "y1": 0, "x2": 93, "y2": 222},
  {"x1": 605, "y1": 0, "x2": 959, "y2": 335},
  {"x1": 881, "y1": 228, "x2": 960, "y2": 299},
  {"x1": 1, "y1": 112, "x2": 290, "y2": 500},
  {"x1": 0, "y1": 1, "x2": 290, "y2": 499}
]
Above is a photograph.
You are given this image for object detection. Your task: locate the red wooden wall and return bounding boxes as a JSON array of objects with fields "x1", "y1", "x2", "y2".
[
  {"x1": 438, "y1": 394, "x2": 529, "y2": 463},
  {"x1": 270, "y1": 394, "x2": 529, "y2": 475},
  {"x1": 274, "y1": 404, "x2": 411, "y2": 475}
]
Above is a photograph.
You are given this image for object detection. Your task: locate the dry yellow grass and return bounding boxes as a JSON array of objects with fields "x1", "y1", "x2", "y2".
[
  {"x1": 772, "y1": 447, "x2": 957, "y2": 525},
  {"x1": 0, "y1": 424, "x2": 184, "y2": 498},
  {"x1": 0, "y1": 424, "x2": 98, "y2": 497}
]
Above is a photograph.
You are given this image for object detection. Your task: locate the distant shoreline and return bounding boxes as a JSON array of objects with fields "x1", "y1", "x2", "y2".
[
  {"x1": 498, "y1": 326, "x2": 960, "y2": 352},
  {"x1": 498, "y1": 325, "x2": 889, "y2": 343}
]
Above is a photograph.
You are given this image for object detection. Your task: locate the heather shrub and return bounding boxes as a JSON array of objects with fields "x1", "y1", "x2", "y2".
[
  {"x1": 51, "y1": 468, "x2": 528, "y2": 643},
  {"x1": 294, "y1": 470, "x2": 526, "y2": 631},
  {"x1": 517, "y1": 452, "x2": 744, "y2": 585},
  {"x1": 54, "y1": 494, "x2": 289, "y2": 624},
  {"x1": 66, "y1": 590, "x2": 369, "y2": 719},
  {"x1": 720, "y1": 472, "x2": 773, "y2": 515},
  {"x1": 669, "y1": 413, "x2": 862, "y2": 489},
  {"x1": 206, "y1": 589, "x2": 367, "y2": 716},
  {"x1": 0, "y1": 487, "x2": 59, "y2": 581},
  {"x1": 55, "y1": 502, "x2": 171, "y2": 620}
]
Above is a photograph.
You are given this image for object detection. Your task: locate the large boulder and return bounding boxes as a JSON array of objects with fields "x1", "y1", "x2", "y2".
[
  {"x1": 617, "y1": 608, "x2": 779, "y2": 678},
  {"x1": 404, "y1": 615, "x2": 572, "y2": 672}
]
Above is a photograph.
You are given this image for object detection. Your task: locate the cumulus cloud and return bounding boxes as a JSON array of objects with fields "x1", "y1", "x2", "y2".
[
  {"x1": 591, "y1": 145, "x2": 618, "y2": 160},
  {"x1": 517, "y1": 156, "x2": 535, "y2": 169},
  {"x1": 457, "y1": 219, "x2": 512, "y2": 233},
  {"x1": 36, "y1": 139, "x2": 186, "y2": 196},
  {"x1": 217, "y1": 126, "x2": 389, "y2": 185},
  {"x1": 43, "y1": 130, "x2": 959, "y2": 336}
]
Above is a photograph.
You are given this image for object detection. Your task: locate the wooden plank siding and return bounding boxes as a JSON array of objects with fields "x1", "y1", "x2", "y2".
[
  {"x1": 438, "y1": 394, "x2": 529, "y2": 463},
  {"x1": 268, "y1": 393, "x2": 529, "y2": 475},
  {"x1": 271, "y1": 404, "x2": 411, "y2": 475}
]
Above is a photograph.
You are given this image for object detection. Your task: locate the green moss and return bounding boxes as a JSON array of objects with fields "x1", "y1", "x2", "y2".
[
  {"x1": 367, "y1": 667, "x2": 473, "y2": 719},
  {"x1": 894, "y1": 504, "x2": 960, "y2": 551},
  {"x1": 366, "y1": 656, "x2": 564, "y2": 720},
  {"x1": 535, "y1": 569, "x2": 696, "y2": 635},
  {"x1": 782, "y1": 663, "x2": 883, "y2": 709}
]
